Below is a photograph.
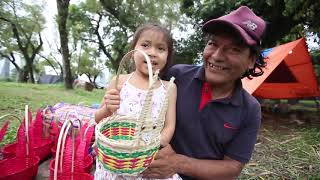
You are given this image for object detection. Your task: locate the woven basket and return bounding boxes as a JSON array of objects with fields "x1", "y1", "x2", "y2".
[
  {"x1": 50, "y1": 119, "x2": 93, "y2": 180},
  {"x1": 0, "y1": 105, "x2": 40, "y2": 180},
  {"x1": 3, "y1": 109, "x2": 54, "y2": 161},
  {"x1": 95, "y1": 49, "x2": 175, "y2": 176},
  {"x1": 50, "y1": 122, "x2": 94, "y2": 173},
  {"x1": 42, "y1": 106, "x2": 84, "y2": 141}
]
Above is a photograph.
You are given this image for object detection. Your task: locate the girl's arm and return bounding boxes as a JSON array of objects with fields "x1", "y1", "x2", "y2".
[
  {"x1": 94, "y1": 77, "x2": 120, "y2": 123},
  {"x1": 160, "y1": 83, "x2": 177, "y2": 147}
]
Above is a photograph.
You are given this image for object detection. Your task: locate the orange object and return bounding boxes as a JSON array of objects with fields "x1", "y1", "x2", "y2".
[{"x1": 242, "y1": 38, "x2": 320, "y2": 99}]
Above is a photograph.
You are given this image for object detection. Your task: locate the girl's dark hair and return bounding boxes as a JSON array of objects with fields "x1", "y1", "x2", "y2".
[{"x1": 129, "y1": 23, "x2": 174, "y2": 77}]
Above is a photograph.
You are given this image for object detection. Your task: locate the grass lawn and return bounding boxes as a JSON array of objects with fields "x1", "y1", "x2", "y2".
[
  {"x1": 0, "y1": 82, "x2": 319, "y2": 179},
  {"x1": 0, "y1": 81, "x2": 104, "y2": 145}
]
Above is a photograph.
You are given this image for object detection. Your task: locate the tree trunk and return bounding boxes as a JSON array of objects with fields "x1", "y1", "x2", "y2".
[
  {"x1": 17, "y1": 67, "x2": 29, "y2": 82},
  {"x1": 29, "y1": 66, "x2": 35, "y2": 83},
  {"x1": 1, "y1": 17, "x2": 43, "y2": 83},
  {"x1": 57, "y1": 0, "x2": 73, "y2": 89}
]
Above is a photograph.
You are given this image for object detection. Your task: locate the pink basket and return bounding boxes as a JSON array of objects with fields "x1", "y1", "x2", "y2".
[
  {"x1": 0, "y1": 106, "x2": 40, "y2": 179},
  {"x1": 49, "y1": 119, "x2": 93, "y2": 180},
  {"x1": 3, "y1": 109, "x2": 54, "y2": 161},
  {"x1": 0, "y1": 157, "x2": 40, "y2": 180},
  {"x1": 3, "y1": 139, "x2": 53, "y2": 161}
]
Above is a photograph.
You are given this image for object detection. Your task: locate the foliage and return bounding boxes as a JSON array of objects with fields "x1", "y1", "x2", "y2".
[
  {"x1": 0, "y1": 0, "x2": 45, "y2": 82},
  {"x1": 310, "y1": 49, "x2": 320, "y2": 84},
  {"x1": 67, "y1": 0, "x2": 184, "y2": 73},
  {"x1": 74, "y1": 45, "x2": 105, "y2": 85},
  {"x1": 179, "y1": 0, "x2": 320, "y2": 64},
  {"x1": 0, "y1": 81, "x2": 104, "y2": 145}
]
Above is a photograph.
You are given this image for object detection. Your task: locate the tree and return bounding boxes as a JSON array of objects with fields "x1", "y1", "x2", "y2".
[
  {"x1": 99, "y1": 0, "x2": 183, "y2": 70},
  {"x1": 75, "y1": 45, "x2": 105, "y2": 86},
  {"x1": 179, "y1": 0, "x2": 320, "y2": 63},
  {"x1": 67, "y1": 0, "x2": 183, "y2": 74},
  {"x1": 0, "y1": 0, "x2": 45, "y2": 82},
  {"x1": 56, "y1": 0, "x2": 73, "y2": 89}
]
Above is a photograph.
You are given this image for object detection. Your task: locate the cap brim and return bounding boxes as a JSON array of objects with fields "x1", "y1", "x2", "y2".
[{"x1": 202, "y1": 20, "x2": 257, "y2": 46}]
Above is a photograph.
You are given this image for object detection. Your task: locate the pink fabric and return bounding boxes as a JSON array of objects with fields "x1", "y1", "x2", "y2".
[
  {"x1": 203, "y1": 6, "x2": 266, "y2": 45},
  {"x1": 199, "y1": 82, "x2": 212, "y2": 111}
]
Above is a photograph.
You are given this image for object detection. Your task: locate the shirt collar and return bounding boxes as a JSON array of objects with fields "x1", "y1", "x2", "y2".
[
  {"x1": 194, "y1": 66, "x2": 243, "y2": 106},
  {"x1": 194, "y1": 66, "x2": 206, "y2": 81},
  {"x1": 214, "y1": 80, "x2": 243, "y2": 106}
]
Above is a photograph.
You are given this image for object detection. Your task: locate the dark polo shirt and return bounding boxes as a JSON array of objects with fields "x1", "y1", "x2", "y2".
[{"x1": 165, "y1": 64, "x2": 261, "y2": 180}]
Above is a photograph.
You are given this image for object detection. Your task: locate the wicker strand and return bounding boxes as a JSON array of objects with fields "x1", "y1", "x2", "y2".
[
  {"x1": 134, "y1": 70, "x2": 159, "y2": 144},
  {"x1": 155, "y1": 77, "x2": 175, "y2": 133},
  {"x1": 115, "y1": 49, "x2": 153, "y2": 88},
  {"x1": 25, "y1": 105, "x2": 29, "y2": 156},
  {"x1": 53, "y1": 119, "x2": 78, "y2": 180},
  {"x1": 60, "y1": 119, "x2": 82, "y2": 172}
]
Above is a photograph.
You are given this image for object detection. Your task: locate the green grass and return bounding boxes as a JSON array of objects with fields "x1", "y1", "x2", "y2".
[
  {"x1": 239, "y1": 116, "x2": 320, "y2": 179},
  {"x1": 0, "y1": 82, "x2": 319, "y2": 179},
  {"x1": 0, "y1": 81, "x2": 104, "y2": 145}
]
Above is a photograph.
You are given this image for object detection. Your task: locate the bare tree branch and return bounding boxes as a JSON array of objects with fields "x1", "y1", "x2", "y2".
[{"x1": 0, "y1": 51, "x2": 20, "y2": 71}]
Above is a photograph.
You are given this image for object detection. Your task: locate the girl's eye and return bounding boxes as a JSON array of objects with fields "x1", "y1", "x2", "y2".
[
  {"x1": 158, "y1": 47, "x2": 166, "y2": 51},
  {"x1": 141, "y1": 43, "x2": 149, "y2": 48},
  {"x1": 207, "y1": 40, "x2": 217, "y2": 47}
]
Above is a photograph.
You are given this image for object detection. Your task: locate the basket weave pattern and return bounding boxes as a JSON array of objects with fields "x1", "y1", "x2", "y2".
[
  {"x1": 0, "y1": 106, "x2": 40, "y2": 180},
  {"x1": 95, "y1": 49, "x2": 175, "y2": 176}
]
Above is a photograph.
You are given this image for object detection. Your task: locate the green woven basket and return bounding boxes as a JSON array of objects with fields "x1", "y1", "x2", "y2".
[{"x1": 95, "y1": 49, "x2": 174, "y2": 176}]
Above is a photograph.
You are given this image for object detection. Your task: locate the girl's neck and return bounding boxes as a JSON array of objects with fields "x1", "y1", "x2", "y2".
[{"x1": 129, "y1": 71, "x2": 152, "y2": 90}]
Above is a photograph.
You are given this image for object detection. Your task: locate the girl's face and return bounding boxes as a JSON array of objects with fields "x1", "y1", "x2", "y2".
[{"x1": 133, "y1": 29, "x2": 169, "y2": 77}]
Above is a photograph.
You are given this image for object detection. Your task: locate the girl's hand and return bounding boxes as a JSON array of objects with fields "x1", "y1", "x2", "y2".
[{"x1": 104, "y1": 88, "x2": 121, "y2": 113}]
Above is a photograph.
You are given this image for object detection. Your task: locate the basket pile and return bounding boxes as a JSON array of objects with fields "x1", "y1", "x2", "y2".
[
  {"x1": 49, "y1": 119, "x2": 93, "y2": 180},
  {"x1": 95, "y1": 49, "x2": 175, "y2": 176},
  {"x1": 2, "y1": 109, "x2": 53, "y2": 161},
  {"x1": 0, "y1": 105, "x2": 40, "y2": 180}
]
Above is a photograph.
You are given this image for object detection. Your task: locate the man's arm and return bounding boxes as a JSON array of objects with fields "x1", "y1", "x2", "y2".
[{"x1": 143, "y1": 145, "x2": 244, "y2": 180}]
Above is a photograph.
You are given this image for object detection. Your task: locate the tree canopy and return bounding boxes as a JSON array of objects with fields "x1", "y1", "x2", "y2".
[
  {"x1": 1, "y1": 0, "x2": 319, "y2": 85},
  {"x1": 0, "y1": 0, "x2": 45, "y2": 82}
]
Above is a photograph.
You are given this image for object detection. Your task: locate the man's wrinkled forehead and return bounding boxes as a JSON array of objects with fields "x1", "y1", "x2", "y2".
[{"x1": 205, "y1": 30, "x2": 248, "y2": 48}]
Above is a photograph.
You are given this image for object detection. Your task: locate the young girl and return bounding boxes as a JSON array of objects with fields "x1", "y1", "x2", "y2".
[{"x1": 94, "y1": 24, "x2": 180, "y2": 180}]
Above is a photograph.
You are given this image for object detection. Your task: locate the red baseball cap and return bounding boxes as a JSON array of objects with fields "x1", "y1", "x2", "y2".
[{"x1": 202, "y1": 6, "x2": 266, "y2": 46}]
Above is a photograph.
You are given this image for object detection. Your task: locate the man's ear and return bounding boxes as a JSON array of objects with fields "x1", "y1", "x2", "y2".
[{"x1": 248, "y1": 55, "x2": 256, "y2": 69}]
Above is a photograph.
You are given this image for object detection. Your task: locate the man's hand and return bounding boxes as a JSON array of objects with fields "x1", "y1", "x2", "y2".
[{"x1": 142, "y1": 144, "x2": 178, "y2": 178}]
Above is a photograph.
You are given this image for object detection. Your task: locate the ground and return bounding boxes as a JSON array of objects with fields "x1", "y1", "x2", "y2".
[
  {"x1": 240, "y1": 109, "x2": 320, "y2": 179},
  {"x1": 34, "y1": 109, "x2": 320, "y2": 179}
]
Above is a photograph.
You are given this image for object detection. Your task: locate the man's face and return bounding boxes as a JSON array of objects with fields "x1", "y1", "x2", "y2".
[{"x1": 203, "y1": 32, "x2": 255, "y2": 86}]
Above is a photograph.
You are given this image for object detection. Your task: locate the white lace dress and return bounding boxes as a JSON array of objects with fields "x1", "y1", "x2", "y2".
[{"x1": 94, "y1": 74, "x2": 181, "y2": 180}]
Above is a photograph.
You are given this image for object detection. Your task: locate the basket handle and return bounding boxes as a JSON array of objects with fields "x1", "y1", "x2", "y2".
[
  {"x1": 155, "y1": 77, "x2": 175, "y2": 133},
  {"x1": 0, "y1": 114, "x2": 22, "y2": 144},
  {"x1": 134, "y1": 72, "x2": 159, "y2": 142},
  {"x1": 115, "y1": 49, "x2": 154, "y2": 89},
  {"x1": 83, "y1": 123, "x2": 93, "y2": 141},
  {"x1": 59, "y1": 119, "x2": 82, "y2": 171},
  {"x1": 53, "y1": 119, "x2": 78, "y2": 180},
  {"x1": 24, "y1": 105, "x2": 33, "y2": 156}
]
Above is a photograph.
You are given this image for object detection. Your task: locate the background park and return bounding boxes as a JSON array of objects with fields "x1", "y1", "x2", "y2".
[{"x1": 0, "y1": 0, "x2": 319, "y2": 179}]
